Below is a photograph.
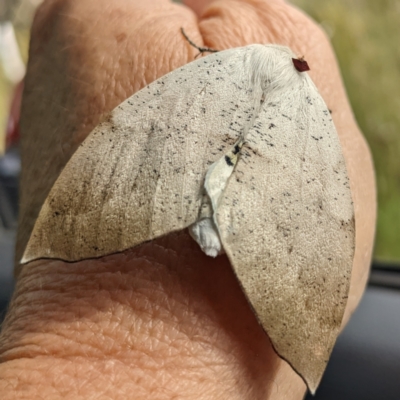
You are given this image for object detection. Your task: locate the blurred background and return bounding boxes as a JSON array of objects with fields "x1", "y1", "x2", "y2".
[{"x1": 0, "y1": 1, "x2": 399, "y2": 399}]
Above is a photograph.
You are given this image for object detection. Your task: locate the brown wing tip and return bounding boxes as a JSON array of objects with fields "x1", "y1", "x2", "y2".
[
  {"x1": 306, "y1": 377, "x2": 319, "y2": 396},
  {"x1": 20, "y1": 245, "x2": 39, "y2": 264}
]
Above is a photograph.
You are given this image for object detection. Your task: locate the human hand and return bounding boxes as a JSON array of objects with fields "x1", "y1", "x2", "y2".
[{"x1": 0, "y1": 0, "x2": 375, "y2": 398}]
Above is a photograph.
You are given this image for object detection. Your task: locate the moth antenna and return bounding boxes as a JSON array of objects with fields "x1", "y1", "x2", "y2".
[{"x1": 180, "y1": 28, "x2": 219, "y2": 58}]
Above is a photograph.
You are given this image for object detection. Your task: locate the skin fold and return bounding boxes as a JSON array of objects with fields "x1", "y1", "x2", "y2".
[{"x1": 0, "y1": 0, "x2": 376, "y2": 399}]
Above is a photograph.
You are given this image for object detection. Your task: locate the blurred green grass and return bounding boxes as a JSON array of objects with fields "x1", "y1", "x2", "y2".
[
  {"x1": 1, "y1": 1, "x2": 399, "y2": 260},
  {"x1": 292, "y1": 0, "x2": 400, "y2": 261}
]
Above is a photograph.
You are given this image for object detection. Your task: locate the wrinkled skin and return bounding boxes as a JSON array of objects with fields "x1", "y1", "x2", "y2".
[{"x1": 0, "y1": 0, "x2": 375, "y2": 399}]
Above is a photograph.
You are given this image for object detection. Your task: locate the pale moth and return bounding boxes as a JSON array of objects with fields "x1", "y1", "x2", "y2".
[{"x1": 21, "y1": 39, "x2": 355, "y2": 394}]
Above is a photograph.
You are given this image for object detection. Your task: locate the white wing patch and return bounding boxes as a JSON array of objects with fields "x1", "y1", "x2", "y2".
[{"x1": 189, "y1": 139, "x2": 243, "y2": 257}]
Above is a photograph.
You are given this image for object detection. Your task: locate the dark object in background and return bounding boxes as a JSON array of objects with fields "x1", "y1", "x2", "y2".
[
  {"x1": 0, "y1": 146, "x2": 19, "y2": 229},
  {"x1": 0, "y1": 228, "x2": 14, "y2": 321},
  {"x1": 0, "y1": 147, "x2": 19, "y2": 319}
]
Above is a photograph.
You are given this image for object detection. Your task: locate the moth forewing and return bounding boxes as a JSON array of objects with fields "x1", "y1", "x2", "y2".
[{"x1": 216, "y1": 74, "x2": 354, "y2": 393}]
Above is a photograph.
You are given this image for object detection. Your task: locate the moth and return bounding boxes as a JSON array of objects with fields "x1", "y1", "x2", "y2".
[{"x1": 21, "y1": 44, "x2": 355, "y2": 394}]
